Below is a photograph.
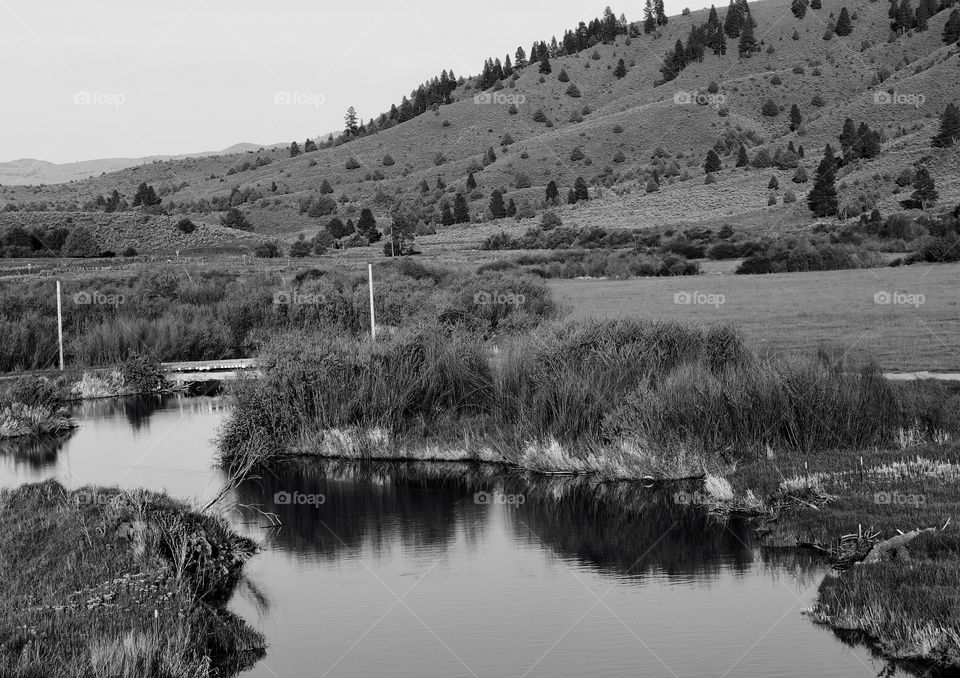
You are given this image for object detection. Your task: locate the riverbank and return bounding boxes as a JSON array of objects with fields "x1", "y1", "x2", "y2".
[
  {"x1": 683, "y1": 443, "x2": 960, "y2": 671},
  {"x1": 0, "y1": 480, "x2": 264, "y2": 677},
  {"x1": 215, "y1": 316, "x2": 960, "y2": 671}
]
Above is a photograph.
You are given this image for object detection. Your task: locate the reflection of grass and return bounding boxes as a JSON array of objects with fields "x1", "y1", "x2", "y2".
[{"x1": 0, "y1": 480, "x2": 264, "y2": 677}]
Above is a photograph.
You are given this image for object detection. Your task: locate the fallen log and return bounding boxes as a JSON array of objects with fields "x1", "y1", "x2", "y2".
[{"x1": 857, "y1": 518, "x2": 951, "y2": 565}]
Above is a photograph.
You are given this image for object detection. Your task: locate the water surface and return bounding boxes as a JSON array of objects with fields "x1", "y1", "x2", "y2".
[{"x1": 0, "y1": 395, "x2": 926, "y2": 677}]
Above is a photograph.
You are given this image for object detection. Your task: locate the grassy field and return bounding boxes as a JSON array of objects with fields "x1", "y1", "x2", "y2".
[{"x1": 550, "y1": 261, "x2": 960, "y2": 371}]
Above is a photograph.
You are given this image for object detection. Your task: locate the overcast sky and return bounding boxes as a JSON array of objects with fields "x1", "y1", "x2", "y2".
[{"x1": 1, "y1": 0, "x2": 714, "y2": 163}]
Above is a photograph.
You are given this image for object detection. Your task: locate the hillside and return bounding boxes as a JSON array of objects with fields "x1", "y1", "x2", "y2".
[{"x1": 1, "y1": 0, "x2": 958, "y2": 255}]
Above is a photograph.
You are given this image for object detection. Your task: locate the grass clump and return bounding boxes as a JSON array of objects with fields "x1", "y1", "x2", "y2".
[{"x1": 0, "y1": 480, "x2": 264, "y2": 677}]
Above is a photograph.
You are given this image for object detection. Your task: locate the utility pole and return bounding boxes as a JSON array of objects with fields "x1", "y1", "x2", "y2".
[
  {"x1": 56, "y1": 281, "x2": 64, "y2": 370},
  {"x1": 368, "y1": 263, "x2": 376, "y2": 341}
]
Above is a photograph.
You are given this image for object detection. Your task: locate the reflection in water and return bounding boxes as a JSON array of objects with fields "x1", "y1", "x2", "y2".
[
  {"x1": 0, "y1": 430, "x2": 74, "y2": 470},
  {"x1": 0, "y1": 398, "x2": 931, "y2": 678}
]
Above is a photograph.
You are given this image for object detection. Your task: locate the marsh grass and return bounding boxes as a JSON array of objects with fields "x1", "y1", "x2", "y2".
[
  {"x1": 0, "y1": 480, "x2": 264, "y2": 677},
  {"x1": 218, "y1": 318, "x2": 929, "y2": 480}
]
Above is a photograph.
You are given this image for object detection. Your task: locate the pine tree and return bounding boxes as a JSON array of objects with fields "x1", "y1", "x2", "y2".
[
  {"x1": 320, "y1": 179, "x2": 334, "y2": 194},
  {"x1": 839, "y1": 118, "x2": 858, "y2": 155},
  {"x1": 467, "y1": 172, "x2": 477, "y2": 190},
  {"x1": 704, "y1": 149, "x2": 722, "y2": 173},
  {"x1": 644, "y1": 0, "x2": 657, "y2": 33},
  {"x1": 911, "y1": 167, "x2": 938, "y2": 209},
  {"x1": 724, "y1": 0, "x2": 742, "y2": 37},
  {"x1": 655, "y1": 0, "x2": 668, "y2": 25},
  {"x1": 835, "y1": 7, "x2": 853, "y2": 35},
  {"x1": 738, "y1": 18, "x2": 757, "y2": 55},
  {"x1": 944, "y1": 9, "x2": 960, "y2": 44},
  {"x1": 791, "y1": 0, "x2": 809, "y2": 18},
  {"x1": 614, "y1": 58, "x2": 628, "y2": 78},
  {"x1": 932, "y1": 103, "x2": 960, "y2": 147},
  {"x1": 515, "y1": 46, "x2": 528, "y2": 69},
  {"x1": 546, "y1": 180, "x2": 560, "y2": 205},
  {"x1": 708, "y1": 4, "x2": 719, "y2": 26},
  {"x1": 441, "y1": 204, "x2": 455, "y2": 226},
  {"x1": 915, "y1": 0, "x2": 929, "y2": 30},
  {"x1": 453, "y1": 194, "x2": 470, "y2": 223},
  {"x1": 344, "y1": 106, "x2": 359, "y2": 134},
  {"x1": 574, "y1": 177, "x2": 590, "y2": 202},
  {"x1": 808, "y1": 145, "x2": 839, "y2": 217},
  {"x1": 506, "y1": 199, "x2": 517, "y2": 218},
  {"x1": 736, "y1": 144, "x2": 750, "y2": 167},
  {"x1": 289, "y1": 141, "x2": 301, "y2": 157},
  {"x1": 539, "y1": 53, "x2": 552, "y2": 74},
  {"x1": 789, "y1": 104, "x2": 803, "y2": 131},
  {"x1": 489, "y1": 190, "x2": 506, "y2": 219}
]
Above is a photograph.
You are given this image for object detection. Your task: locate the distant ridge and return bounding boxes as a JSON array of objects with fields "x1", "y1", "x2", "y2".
[{"x1": 0, "y1": 142, "x2": 283, "y2": 186}]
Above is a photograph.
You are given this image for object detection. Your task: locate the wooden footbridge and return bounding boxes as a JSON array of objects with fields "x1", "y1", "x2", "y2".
[{"x1": 161, "y1": 359, "x2": 260, "y2": 384}]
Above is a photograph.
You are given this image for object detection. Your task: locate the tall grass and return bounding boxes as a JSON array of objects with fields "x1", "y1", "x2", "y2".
[
  {"x1": 0, "y1": 263, "x2": 557, "y2": 372},
  {"x1": 216, "y1": 318, "x2": 918, "y2": 477}
]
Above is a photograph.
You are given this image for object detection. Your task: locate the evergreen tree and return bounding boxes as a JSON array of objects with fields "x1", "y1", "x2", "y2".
[
  {"x1": 791, "y1": 0, "x2": 809, "y2": 18},
  {"x1": 453, "y1": 194, "x2": 470, "y2": 223},
  {"x1": 810, "y1": 0, "x2": 821, "y2": 8},
  {"x1": 892, "y1": 0, "x2": 913, "y2": 32},
  {"x1": 655, "y1": 0, "x2": 668, "y2": 25},
  {"x1": 644, "y1": 0, "x2": 657, "y2": 33},
  {"x1": 708, "y1": 4, "x2": 720, "y2": 26},
  {"x1": 489, "y1": 190, "x2": 506, "y2": 219},
  {"x1": 507, "y1": 199, "x2": 517, "y2": 217},
  {"x1": 808, "y1": 145, "x2": 839, "y2": 217},
  {"x1": 467, "y1": 172, "x2": 477, "y2": 190},
  {"x1": 835, "y1": 7, "x2": 853, "y2": 35},
  {"x1": 546, "y1": 180, "x2": 560, "y2": 205},
  {"x1": 614, "y1": 58, "x2": 628, "y2": 78},
  {"x1": 539, "y1": 53, "x2": 552, "y2": 74},
  {"x1": 839, "y1": 118, "x2": 858, "y2": 155},
  {"x1": 725, "y1": 0, "x2": 742, "y2": 37},
  {"x1": 304, "y1": 138, "x2": 318, "y2": 152},
  {"x1": 789, "y1": 104, "x2": 803, "y2": 131},
  {"x1": 704, "y1": 149, "x2": 722, "y2": 173},
  {"x1": 738, "y1": 18, "x2": 757, "y2": 55},
  {"x1": 515, "y1": 46, "x2": 528, "y2": 69},
  {"x1": 932, "y1": 103, "x2": 960, "y2": 147},
  {"x1": 911, "y1": 167, "x2": 938, "y2": 209},
  {"x1": 574, "y1": 177, "x2": 590, "y2": 202},
  {"x1": 441, "y1": 203, "x2": 455, "y2": 226},
  {"x1": 344, "y1": 106, "x2": 359, "y2": 134},
  {"x1": 944, "y1": 9, "x2": 960, "y2": 44},
  {"x1": 289, "y1": 141, "x2": 301, "y2": 157},
  {"x1": 914, "y1": 0, "x2": 929, "y2": 30},
  {"x1": 357, "y1": 208, "x2": 379, "y2": 239},
  {"x1": 736, "y1": 144, "x2": 750, "y2": 167}
]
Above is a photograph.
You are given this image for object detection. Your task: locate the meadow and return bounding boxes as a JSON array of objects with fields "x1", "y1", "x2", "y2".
[{"x1": 550, "y1": 261, "x2": 960, "y2": 371}]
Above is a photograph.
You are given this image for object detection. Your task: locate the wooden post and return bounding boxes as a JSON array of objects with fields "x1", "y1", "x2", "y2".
[
  {"x1": 368, "y1": 263, "x2": 376, "y2": 341},
  {"x1": 56, "y1": 280, "x2": 64, "y2": 370}
]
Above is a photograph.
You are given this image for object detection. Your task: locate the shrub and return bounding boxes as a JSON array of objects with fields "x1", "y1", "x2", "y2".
[
  {"x1": 254, "y1": 242, "x2": 281, "y2": 258},
  {"x1": 176, "y1": 218, "x2": 196, "y2": 234},
  {"x1": 761, "y1": 99, "x2": 779, "y2": 116}
]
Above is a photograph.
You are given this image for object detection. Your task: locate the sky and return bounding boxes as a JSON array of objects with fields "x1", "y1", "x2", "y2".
[{"x1": 0, "y1": 0, "x2": 714, "y2": 164}]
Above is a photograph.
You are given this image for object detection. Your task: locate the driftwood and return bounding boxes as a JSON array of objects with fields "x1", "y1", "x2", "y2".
[{"x1": 856, "y1": 518, "x2": 951, "y2": 566}]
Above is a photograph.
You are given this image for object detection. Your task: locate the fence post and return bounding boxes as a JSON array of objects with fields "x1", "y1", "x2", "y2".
[
  {"x1": 56, "y1": 280, "x2": 64, "y2": 370},
  {"x1": 368, "y1": 263, "x2": 376, "y2": 341}
]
